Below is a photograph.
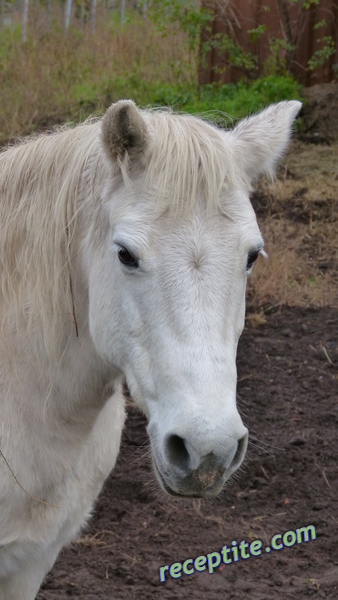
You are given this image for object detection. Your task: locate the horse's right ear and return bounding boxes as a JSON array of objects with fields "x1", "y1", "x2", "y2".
[
  {"x1": 101, "y1": 100, "x2": 148, "y2": 164},
  {"x1": 228, "y1": 101, "x2": 302, "y2": 184}
]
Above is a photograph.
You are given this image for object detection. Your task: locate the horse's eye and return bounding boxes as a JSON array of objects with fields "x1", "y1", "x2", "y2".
[
  {"x1": 118, "y1": 247, "x2": 139, "y2": 268},
  {"x1": 246, "y1": 250, "x2": 259, "y2": 271}
]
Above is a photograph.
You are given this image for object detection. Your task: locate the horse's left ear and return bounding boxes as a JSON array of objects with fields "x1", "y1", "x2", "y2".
[
  {"x1": 101, "y1": 100, "x2": 148, "y2": 164},
  {"x1": 229, "y1": 101, "x2": 302, "y2": 183}
]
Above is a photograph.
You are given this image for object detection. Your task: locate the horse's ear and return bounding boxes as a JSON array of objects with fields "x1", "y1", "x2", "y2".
[
  {"x1": 101, "y1": 100, "x2": 148, "y2": 164},
  {"x1": 229, "y1": 101, "x2": 302, "y2": 183}
]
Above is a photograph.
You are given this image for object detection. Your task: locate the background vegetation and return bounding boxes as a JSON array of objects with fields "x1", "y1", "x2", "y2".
[
  {"x1": 1, "y1": 0, "x2": 336, "y2": 143},
  {"x1": 0, "y1": 0, "x2": 315, "y2": 143},
  {"x1": 0, "y1": 1, "x2": 336, "y2": 308}
]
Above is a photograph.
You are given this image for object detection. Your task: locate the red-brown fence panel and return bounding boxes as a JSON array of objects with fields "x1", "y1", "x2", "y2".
[{"x1": 199, "y1": 0, "x2": 338, "y2": 86}]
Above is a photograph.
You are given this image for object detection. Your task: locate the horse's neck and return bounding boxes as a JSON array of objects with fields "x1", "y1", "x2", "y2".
[
  {"x1": 51, "y1": 323, "x2": 118, "y2": 425},
  {"x1": 1, "y1": 278, "x2": 118, "y2": 447},
  {"x1": 43, "y1": 274, "x2": 119, "y2": 437}
]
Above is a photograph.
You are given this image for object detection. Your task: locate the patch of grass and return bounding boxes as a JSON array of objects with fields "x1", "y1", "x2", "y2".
[
  {"x1": 152, "y1": 76, "x2": 302, "y2": 123},
  {"x1": 248, "y1": 218, "x2": 337, "y2": 308}
]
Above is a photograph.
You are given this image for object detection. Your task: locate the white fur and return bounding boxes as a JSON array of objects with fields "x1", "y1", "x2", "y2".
[{"x1": 0, "y1": 100, "x2": 301, "y2": 598}]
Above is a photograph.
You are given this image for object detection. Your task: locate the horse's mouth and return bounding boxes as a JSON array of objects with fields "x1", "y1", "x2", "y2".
[
  {"x1": 153, "y1": 461, "x2": 200, "y2": 498},
  {"x1": 152, "y1": 457, "x2": 225, "y2": 499}
]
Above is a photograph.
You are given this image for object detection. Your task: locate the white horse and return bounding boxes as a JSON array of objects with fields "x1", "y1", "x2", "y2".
[{"x1": 0, "y1": 100, "x2": 300, "y2": 598}]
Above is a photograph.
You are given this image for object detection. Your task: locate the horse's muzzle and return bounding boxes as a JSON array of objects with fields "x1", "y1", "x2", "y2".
[
  {"x1": 153, "y1": 456, "x2": 225, "y2": 498},
  {"x1": 152, "y1": 431, "x2": 248, "y2": 498}
]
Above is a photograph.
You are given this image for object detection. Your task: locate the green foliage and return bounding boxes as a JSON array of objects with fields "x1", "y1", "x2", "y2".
[
  {"x1": 72, "y1": 74, "x2": 302, "y2": 128},
  {"x1": 264, "y1": 37, "x2": 295, "y2": 76},
  {"x1": 301, "y1": 0, "x2": 319, "y2": 8},
  {"x1": 204, "y1": 33, "x2": 258, "y2": 77},
  {"x1": 248, "y1": 24, "x2": 267, "y2": 43},
  {"x1": 308, "y1": 36, "x2": 336, "y2": 71},
  {"x1": 151, "y1": 76, "x2": 302, "y2": 125},
  {"x1": 148, "y1": 0, "x2": 212, "y2": 51},
  {"x1": 147, "y1": 0, "x2": 336, "y2": 81},
  {"x1": 313, "y1": 19, "x2": 328, "y2": 31},
  {"x1": 289, "y1": 0, "x2": 319, "y2": 5}
]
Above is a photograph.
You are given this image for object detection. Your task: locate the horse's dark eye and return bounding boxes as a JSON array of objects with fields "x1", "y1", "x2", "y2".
[
  {"x1": 118, "y1": 247, "x2": 139, "y2": 268},
  {"x1": 246, "y1": 250, "x2": 259, "y2": 271}
]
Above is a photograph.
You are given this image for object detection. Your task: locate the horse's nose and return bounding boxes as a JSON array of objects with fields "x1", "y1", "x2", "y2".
[{"x1": 164, "y1": 430, "x2": 248, "y2": 477}]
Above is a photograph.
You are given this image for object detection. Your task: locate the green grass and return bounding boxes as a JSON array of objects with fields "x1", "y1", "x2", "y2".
[
  {"x1": 150, "y1": 76, "x2": 303, "y2": 124},
  {"x1": 69, "y1": 75, "x2": 303, "y2": 130}
]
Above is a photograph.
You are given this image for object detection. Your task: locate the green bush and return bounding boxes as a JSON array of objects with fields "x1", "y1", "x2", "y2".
[{"x1": 151, "y1": 76, "x2": 302, "y2": 124}]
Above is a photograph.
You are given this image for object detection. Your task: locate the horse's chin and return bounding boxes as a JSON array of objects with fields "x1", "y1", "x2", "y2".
[{"x1": 152, "y1": 458, "x2": 225, "y2": 499}]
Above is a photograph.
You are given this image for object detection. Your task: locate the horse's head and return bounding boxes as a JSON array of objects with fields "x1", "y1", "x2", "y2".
[{"x1": 87, "y1": 100, "x2": 301, "y2": 498}]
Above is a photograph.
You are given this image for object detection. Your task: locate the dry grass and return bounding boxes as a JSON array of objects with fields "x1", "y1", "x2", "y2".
[
  {"x1": 262, "y1": 141, "x2": 338, "y2": 205},
  {"x1": 248, "y1": 219, "x2": 337, "y2": 308},
  {"x1": 0, "y1": 7, "x2": 195, "y2": 144},
  {"x1": 75, "y1": 529, "x2": 119, "y2": 548},
  {"x1": 247, "y1": 141, "x2": 338, "y2": 309}
]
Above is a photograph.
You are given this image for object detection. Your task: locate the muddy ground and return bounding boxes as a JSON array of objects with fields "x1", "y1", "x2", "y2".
[{"x1": 37, "y1": 85, "x2": 337, "y2": 599}]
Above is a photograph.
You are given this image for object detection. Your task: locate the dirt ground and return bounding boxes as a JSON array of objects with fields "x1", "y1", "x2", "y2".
[
  {"x1": 37, "y1": 85, "x2": 337, "y2": 599},
  {"x1": 37, "y1": 307, "x2": 338, "y2": 600}
]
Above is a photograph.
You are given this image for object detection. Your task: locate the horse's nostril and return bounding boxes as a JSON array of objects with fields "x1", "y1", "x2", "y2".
[
  {"x1": 230, "y1": 432, "x2": 248, "y2": 471},
  {"x1": 164, "y1": 430, "x2": 248, "y2": 476},
  {"x1": 166, "y1": 434, "x2": 190, "y2": 471}
]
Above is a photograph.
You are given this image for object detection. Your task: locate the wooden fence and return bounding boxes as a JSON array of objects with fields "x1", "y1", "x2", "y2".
[{"x1": 199, "y1": 0, "x2": 338, "y2": 87}]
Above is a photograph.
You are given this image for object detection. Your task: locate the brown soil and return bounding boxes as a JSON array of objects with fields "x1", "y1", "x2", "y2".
[
  {"x1": 301, "y1": 82, "x2": 338, "y2": 144},
  {"x1": 37, "y1": 307, "x2": 338, "y2": 600}
]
